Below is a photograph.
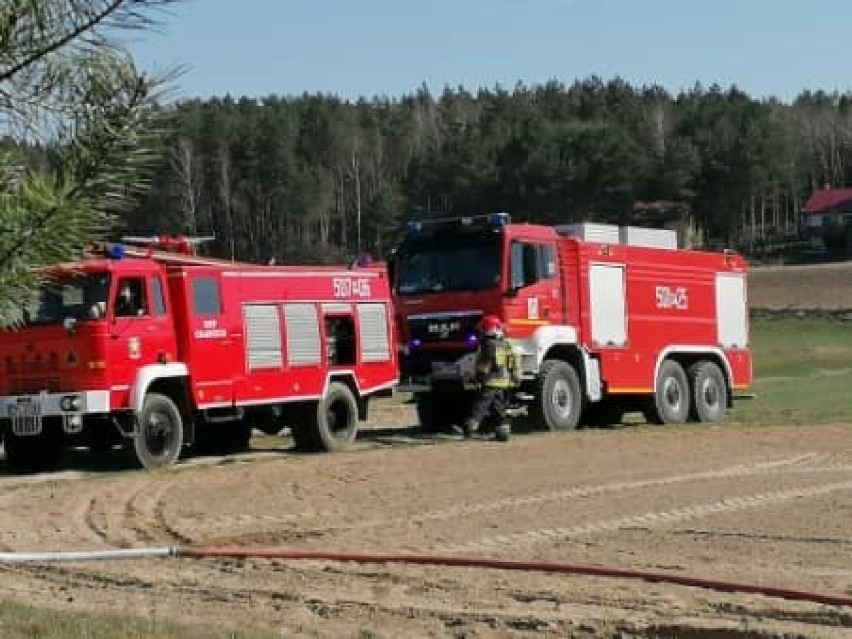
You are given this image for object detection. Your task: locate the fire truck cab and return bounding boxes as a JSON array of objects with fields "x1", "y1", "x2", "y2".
[
  {"x1": 391, "y1": 214, "x2": 752, "y2": 432},
  {"x1": 0, "y1": 237, "x2": 397, "y2": 471}
]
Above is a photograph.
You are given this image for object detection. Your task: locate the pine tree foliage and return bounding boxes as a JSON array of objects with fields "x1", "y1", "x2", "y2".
[{"x1": 0, "y1": 0, "x2": 180, "y2": 323}]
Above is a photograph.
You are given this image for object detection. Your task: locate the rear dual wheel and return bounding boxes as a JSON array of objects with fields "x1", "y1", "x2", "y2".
[
  {"x1": 645, "y1": 359, "x2": 728, "y2": 425},
  {"x1": 689, "y1": 361, "x2": 728, "y2": 422}
]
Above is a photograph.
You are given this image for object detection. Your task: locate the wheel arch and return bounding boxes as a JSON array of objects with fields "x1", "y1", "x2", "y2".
[
  {"x1": 324, "y1": 372, "x2": 367, "y2": 421},
  {"x1": 130, "y1": 364, "x2": 194, "y2": 443},
  {"x1": 540, "y1": 344, "x2": 601, "y2": 402}
]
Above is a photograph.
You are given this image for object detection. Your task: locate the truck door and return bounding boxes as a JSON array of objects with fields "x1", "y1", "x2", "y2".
[
  {"x1": 109, "y1": 274, "x2": 152, "y2": 390},
  {"x1": 186, "y1": 274, "x2": 234, "y2": 407},
  {"x1": 505, "y1": 239, "x2": 560, "y2": 336},
  {"x1": 108, "y1": 274, "x2": 175, "y2": 398}
]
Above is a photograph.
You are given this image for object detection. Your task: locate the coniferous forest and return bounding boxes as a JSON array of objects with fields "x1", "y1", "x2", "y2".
[{"x1": 123, "y1": 78, "x2": 852, "y2": 263}]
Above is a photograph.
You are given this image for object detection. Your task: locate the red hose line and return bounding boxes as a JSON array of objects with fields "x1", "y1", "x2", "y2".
[{"x1": 179, "y1": 547, "x2": 852, "y2": 608}]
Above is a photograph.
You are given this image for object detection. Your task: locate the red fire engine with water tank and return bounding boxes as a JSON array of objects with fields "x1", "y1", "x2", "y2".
[
  {"x1": 0, "y1": 236, "x2": 397, "y2": 470},
  {"x1": 390, "y1": 214, "x2": 751, "y2": 431}
]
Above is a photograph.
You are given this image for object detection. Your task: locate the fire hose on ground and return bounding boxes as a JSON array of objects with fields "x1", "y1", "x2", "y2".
[{"x1": 1, "y1": 546, "x2": 851, "y2": 608}]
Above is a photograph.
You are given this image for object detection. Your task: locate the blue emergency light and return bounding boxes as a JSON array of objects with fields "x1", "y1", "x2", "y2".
[
  {"x1": 489, "y1": 212, "x2": 509, "y2": 227},
  {"x1": 106, "y1": 244, "x2": 125, "y2": 259},
  {"x1": 406, "y1": 221, "x2": 423, "y2": 233}
]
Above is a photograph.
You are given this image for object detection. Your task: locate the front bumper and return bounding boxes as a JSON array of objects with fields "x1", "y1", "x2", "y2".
[
  {"x1": 397, "y1": 350, "x2": 479, "y2": 394},
  {"x1": 0, "y1": 390, "x2": 110, "y2": 436}
]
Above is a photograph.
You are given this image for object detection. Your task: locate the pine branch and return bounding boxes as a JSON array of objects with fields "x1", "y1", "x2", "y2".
[{"x1": 0, "y1": 0, "x2": 125, "y2": 83}]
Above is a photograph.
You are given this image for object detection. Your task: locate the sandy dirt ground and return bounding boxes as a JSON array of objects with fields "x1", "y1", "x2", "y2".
[
  {"x1": 0, "y1": 401, "x2": 850, "y2": 638},
  {"x1": 749, "y1": 261, "x2": 852, "y2": 309}
]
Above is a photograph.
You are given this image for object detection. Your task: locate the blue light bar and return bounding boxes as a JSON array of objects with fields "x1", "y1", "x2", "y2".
[
  {"x1": 489, "y1": 212, "x2": 509, "y2": 227},
  {"x1": 407, "y1": 221, "x2": 423, "y2": 233},
  {"x1": 106, "y1": 244, "x2": 125, "y2": 259}
]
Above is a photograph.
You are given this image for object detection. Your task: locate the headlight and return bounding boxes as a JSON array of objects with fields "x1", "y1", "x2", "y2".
[{"x1": 60, "y1": 395, "x2": 81, "y2": 411}]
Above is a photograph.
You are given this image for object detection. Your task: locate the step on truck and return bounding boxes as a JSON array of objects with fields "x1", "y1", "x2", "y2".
[
  {"x1": 0, "y1": 236, "x2": 397, "y2": 471},
  {"x1": 390, "y1": 215, "x2": 752, "y2": 432}
]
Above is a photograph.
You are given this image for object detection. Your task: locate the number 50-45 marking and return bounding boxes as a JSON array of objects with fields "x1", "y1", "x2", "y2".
[{"x1": 333, "y1": 277, "x2": 371, "y2": 299}]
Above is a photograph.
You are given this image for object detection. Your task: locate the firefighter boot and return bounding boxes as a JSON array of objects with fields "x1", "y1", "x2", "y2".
[{"x1": 494, "y1": 422, "x2": 511, "y2": 443}]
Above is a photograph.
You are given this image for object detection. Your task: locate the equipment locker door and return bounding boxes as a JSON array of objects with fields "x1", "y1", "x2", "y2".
[
  {"x1": 715, "y1": 273, "x2": 748, "y2": 348},
  {"x1": 187, "y1": 274, "x2": 235, "y2": 407},
  {"x1": 589, "y1": 263, "x2": 627, "y2": 347}
]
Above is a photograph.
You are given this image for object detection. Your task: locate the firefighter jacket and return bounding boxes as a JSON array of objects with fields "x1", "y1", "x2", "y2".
[{"x1": 476, "y1": 336, "x2": 520, "y2": 389}]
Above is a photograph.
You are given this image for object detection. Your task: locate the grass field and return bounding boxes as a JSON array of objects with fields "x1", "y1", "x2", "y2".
[
  {"x1": 732, "y1": 316, "x2": 852, "y2": 425},
  {"x1": 0, "y1": 600, "x2": 278, "y2": 639}
]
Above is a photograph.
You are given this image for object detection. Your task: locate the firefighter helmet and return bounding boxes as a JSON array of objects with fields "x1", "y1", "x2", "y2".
[{"x1": 481, "y1": 315, "x2": 503, "y2": 337}]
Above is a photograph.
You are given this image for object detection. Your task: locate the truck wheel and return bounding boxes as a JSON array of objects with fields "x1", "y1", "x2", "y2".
[
  {"x1": 689, "y1": 361, "x2": 728, "y2": 422},
  {"x1": 303, "y1": 382, "x2": 359, "y2": 452},
  {"x1": 647, "y1": 360, "x2": 690, "y2": 425},
  {"x1": 529, "y1": 360, "x2": 582, "y2": 431},
  {"x1": 5, "y1": 430, "x2": 62, "y2": 473},
  {"x1": 132, "y1": 393, "x2": 184, "y2": 469}
]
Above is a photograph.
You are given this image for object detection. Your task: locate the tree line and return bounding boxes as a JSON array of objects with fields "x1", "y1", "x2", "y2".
[
  {"x1": 129, "y1": 79, "x2": 852, "y2": 264},
  {"x1": 6, "y1": 3, "x2": 852, "y2": 276}
]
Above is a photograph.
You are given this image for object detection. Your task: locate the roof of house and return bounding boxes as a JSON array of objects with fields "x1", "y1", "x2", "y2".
[{"x1": 803, "y1": 188, "x2": 852, "y2": 214}]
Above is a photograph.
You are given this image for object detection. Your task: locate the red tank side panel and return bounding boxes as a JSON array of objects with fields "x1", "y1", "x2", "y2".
[
  {"x1": 570, "y1": 241, "x2": 751, "y2": 393},
  {"x1": 169, "y1": 265, "x2": 397, "y2": 410}
]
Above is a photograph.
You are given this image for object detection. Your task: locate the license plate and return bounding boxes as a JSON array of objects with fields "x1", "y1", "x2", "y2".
[
  {"x1": 432, "y1": 362, "x2": 459, "y2": 376},
  {"x1": 15, "y1": 398, "x2": 38, "y2": 416}
]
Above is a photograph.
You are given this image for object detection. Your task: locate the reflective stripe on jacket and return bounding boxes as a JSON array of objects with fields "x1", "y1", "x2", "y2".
[{"x1": 476, "y1": 337, "x2": 516, "y2": 389}]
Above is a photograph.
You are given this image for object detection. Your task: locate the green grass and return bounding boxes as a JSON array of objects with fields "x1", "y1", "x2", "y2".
[
  {"x1": 732, "y1": 316, "x2": 852, "y2": 425},
  {"x1": 0, "y1": 599, "x2": 389, "y2": 639},
  {"x1": 0, "y1": 600, "x2": 278, "y2": 639}
]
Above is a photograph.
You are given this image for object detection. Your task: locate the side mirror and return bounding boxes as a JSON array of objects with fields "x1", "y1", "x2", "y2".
[{"x1": 63, "y1": 316, "x2": 77, "y2": 335}]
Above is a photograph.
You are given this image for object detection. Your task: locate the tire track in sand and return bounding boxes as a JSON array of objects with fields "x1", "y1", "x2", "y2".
[
  {"x1": 188, "y1": 453, "x2": 831, "y2": 546},
  {"x1": 78, "y1": 477, "x2": 188, "y2": 547},
  {"x1": 438, "y1": 479, "x2": 852, "y2": 554}
]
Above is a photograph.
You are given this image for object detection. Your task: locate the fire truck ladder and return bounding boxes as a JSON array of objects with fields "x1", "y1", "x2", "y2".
[{"x1": 98, "y1": 235, "x2": 242, "y2": 267}]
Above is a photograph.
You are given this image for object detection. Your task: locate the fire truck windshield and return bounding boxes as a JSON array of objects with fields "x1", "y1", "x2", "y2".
[
  {"x1": 15, "y1": 273, "x2": 112, "y2": 326},
  {"x1": 395, "y1": 237, "x2": 501, "y2": 294}
]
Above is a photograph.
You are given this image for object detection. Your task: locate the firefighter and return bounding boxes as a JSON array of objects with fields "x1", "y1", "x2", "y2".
[
  {"x1": 462, "y1": 315, "x2": 516, "y2": 442},
  {"x1": 115, "y1": 282, "x2": 141, "y2": 317}
]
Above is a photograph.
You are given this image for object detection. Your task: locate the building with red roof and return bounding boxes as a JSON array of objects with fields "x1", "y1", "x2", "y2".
[{"x1": 802, "y1": 187, "x2": 852, "y2": 228}]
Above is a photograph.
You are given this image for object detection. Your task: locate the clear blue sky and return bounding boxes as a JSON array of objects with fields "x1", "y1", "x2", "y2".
[{"x1": 131, "y1": 0, "x2": 852, "y2": 103}]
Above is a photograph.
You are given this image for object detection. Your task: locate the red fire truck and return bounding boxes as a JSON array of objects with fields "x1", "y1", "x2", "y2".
[
  {"x1": 0, "y1": 237, "x2": 397, "y2": 471},
  {"x1": 391, "y1": 215, "x2": 751, "y2": 432}
]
